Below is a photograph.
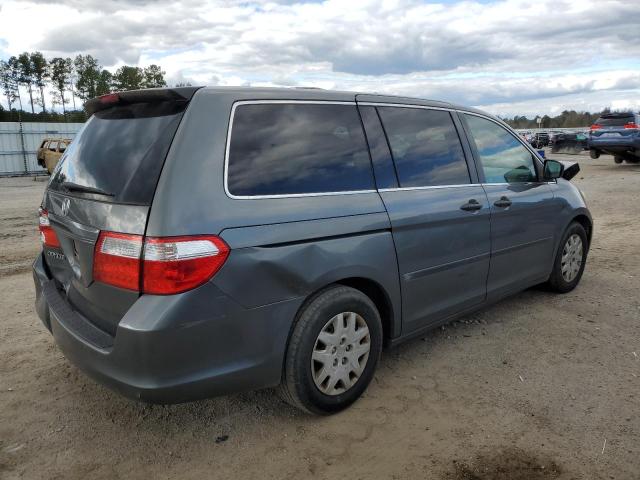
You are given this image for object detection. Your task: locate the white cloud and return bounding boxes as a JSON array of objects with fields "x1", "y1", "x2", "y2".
[{"x1": 0, "y1": 0, "x2": 639, "y2": 116}]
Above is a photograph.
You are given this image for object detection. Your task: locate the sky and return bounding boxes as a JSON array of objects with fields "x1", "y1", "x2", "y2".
[{"x1": 0, "y1": 0, "x2": 639, "y2": 117}]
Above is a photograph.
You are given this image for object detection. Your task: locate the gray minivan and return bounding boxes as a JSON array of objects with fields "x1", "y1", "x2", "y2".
[{"x1": 33, "y1": 87, "x2": 592, "y2": 414}]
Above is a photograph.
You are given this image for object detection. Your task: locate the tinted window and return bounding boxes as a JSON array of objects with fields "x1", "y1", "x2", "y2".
[
  {"x1": 227, "y1": 103, "x2": 374, "y2": 196},
  {"x1": 49, "y1": 101, "x2": 187, "y2": 204},
  {"x1": 595, "y1": 114, "x2": 635, "y2": 127},
  {"x1": 358, "y1": 106, "x2": 398, "y2": 189},
  {"x1": 464, "y1": 114, "x2": 537, "y2": 184},
  {"x1": 377, "y1": 107, "x2": 469, "y2": 188}
]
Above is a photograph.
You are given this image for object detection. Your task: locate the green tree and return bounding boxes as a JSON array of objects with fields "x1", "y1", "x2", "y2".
[
  {"x1": 113, "y1": 65, "x2": 144, "y2": 91},
  {"x1": 17, "y1": 52, "x2": 35, "y2": 113},
  {"x1": 96, "y1": 69, "x2": 113, "y2": 96},
  {"x1": 74, "y1": 54, "x2": 101, "y2": 101},
  {"x1": 0, "y1": 59, "x2": 19, "y2": 111},
  {"x1": 143, "y1": 64, "x2": 166, "y2": 88},
  {"x1": 50, "y1": 57, "x2": 71, "y2": 114},
  {"x1": 7, "y1": 56, "x2": 24, "y2": 112},
  {"x1": 67, "y1": 57, "x2": 77, "y2": 110},
  {"x1": 31, "y1": 52, "x2": 49, "y2": 112}
]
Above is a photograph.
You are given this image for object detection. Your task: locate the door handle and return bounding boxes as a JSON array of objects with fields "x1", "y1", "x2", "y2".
[
  {"x1": 460, "y1": 199, "x2": 482, "y2": 212},
  {"x1": 494, "y1": 196, "x2": 512, "y2": 208}
]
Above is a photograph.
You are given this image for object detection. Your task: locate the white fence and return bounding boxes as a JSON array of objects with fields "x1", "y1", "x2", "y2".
[{"x1": 0, "y1": 122, "x2": 84, "y2": 176}]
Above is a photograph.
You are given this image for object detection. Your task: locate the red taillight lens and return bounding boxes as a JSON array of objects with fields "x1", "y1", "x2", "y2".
[
  {"x1": 93, "y1": 232, "x2": 143, "y2": 291},
  {"x1": 142, "y1": 236, "x2": 229, "y2": 295},
  {"x1": 38, "y1": 208, "x2": 60, "y2": 248},
  {"x1": 624, "y1": 122, "x2": 638, "y2": 129},
  {"x1": 590, "y1": 124, "x2": 601, "y2": 130},
  {"x1": 92, "y1": 233, "x2": 229, "y2": 294},
  {"x1": 99, "y1": 93, "x2": 120, "y2": 104}
]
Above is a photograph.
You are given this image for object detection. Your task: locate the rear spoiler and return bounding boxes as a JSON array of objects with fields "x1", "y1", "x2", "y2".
[{"x1": 85, "y1": 87, "x2": 203, "y2": 116}]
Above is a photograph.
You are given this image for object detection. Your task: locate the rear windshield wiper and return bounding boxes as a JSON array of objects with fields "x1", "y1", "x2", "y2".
[{"x1": 60, "y1": 181, "x2": 114, "y2": 197}]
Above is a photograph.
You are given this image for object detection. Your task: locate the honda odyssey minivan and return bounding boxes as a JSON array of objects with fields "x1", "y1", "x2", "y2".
[{"x1": 33, "y1": 87, "x2": 592, "y2": 414}]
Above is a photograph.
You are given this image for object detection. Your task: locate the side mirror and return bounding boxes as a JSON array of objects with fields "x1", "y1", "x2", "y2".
[{"x1": 543, "y1": 159, "x2": 564, "y2": 180}]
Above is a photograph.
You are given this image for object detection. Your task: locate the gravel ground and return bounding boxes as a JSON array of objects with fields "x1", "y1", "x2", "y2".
[{"x1": 0, "y1": 153, "x2": 638, "y2": 480}]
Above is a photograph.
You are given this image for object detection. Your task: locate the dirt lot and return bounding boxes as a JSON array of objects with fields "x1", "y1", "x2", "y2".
[{"x1": 0, "y1": 153, "x2": 638, "y2": 480}]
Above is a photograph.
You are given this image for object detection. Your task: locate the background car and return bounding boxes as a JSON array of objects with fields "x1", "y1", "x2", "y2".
[
  {"x1": 529, "y1": 131, "x2": 550, "y2": 148},
  {"x1": 37, "y1": 138, "x2": 71, "y2": 174},
  {"x1": 551, "y1": 131, "x2": 589, "y2": 154},
  {"x1": 588, "y1": 112, "x2": 640, "y2": 164}
]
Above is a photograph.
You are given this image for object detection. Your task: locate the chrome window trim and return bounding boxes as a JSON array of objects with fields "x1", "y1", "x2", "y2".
[
  {"x1": 224, "y1": 100, "x2": 379, "y2": 200},
  {"x1": 379, "y1": 183, "x2": 481, "y2": 193},
  {"x1": 379, "y1": 181, "x2": 553, "y2": 193}
]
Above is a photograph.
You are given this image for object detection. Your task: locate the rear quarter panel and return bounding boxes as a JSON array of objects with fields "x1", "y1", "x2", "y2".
[{"x1": 148, "y1": 88, "x2": 403, "y2": 337}]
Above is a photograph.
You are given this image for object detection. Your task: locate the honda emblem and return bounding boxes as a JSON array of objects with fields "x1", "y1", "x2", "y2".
[{"x1": 60, "y1": 198, "x2": 70, "y2": 216}]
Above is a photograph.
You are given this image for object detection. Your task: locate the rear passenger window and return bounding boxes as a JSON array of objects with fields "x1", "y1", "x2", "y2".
[
  {"x1": 464, "y1": 114, "x2": 538, "y2": 183},
  {"x1": 377, "y1": 107, "x2": 470, "y2": 188},
  {"x1": 227, "y1": 103, "x2": 374, "y2": 197}
]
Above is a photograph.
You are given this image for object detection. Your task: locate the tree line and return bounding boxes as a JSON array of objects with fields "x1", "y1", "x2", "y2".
[
  {"x1": 0, "y1": 51, "x2": 167, "y2": 121},
  {"x1": 502, "y1": 109, "x2": 618, "y2": 129}
]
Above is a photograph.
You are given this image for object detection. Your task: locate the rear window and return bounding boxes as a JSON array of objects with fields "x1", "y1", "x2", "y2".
[
  {"x1": 377, "y1": 107, "x2": 470, "y2": 188},
  {"x1": 595, "y1": 114, "x2": 635, "y2": 127},
  {"x1": 48, "y1": 101, "x2": 187, "y2": 204},
  {"x1": 227, "y1": 103, "x2": 374, "y2": 197}
]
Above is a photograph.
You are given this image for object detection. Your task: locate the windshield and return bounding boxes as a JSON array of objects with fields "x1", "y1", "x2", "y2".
[{"x1": 49, "y1": 101, "x2": 187, "y2": 205}]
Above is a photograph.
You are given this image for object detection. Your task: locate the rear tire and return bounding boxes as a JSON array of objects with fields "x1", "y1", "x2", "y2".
[
  {"x1": 547, "y1": 222, "x2": 588, "y2": 293},
  {"x1": 278, "y1": 285, "x2": 383, "y2": 415},
  {"x1": 614, "y1": 156, "x2": 624, "y2": 164}
]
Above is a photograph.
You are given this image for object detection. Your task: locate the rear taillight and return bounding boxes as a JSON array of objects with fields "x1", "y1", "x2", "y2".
[
  {"x1": 93, "y1": 232, "x2": 229, "y2": 294},
  {"x1": 94, "y1": 232, "x2": 143, "y2": 290},
  {"x1": 38, "y1": 208, "x2": 60, "y2": 248},
  {"x1": 624, "y1": 122, "x2": 638, "y2": 129},
  {"x1": 98, "y1": 93, "x2": 120, "y2": 104},
  {"x1": 590, "y1": 124, "x2": 601, "y2": 130},
  {"x1": 142, "y1": 236, "x2": 229, "y2": 294}
]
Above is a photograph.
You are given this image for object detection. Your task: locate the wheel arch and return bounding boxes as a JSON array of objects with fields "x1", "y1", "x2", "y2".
[
  {"x1": 284, "y1": 276, "x2": 398, "y2": 360},
  {"x1": 571, "y1": 213, "x2": 593, "y2": 248},
  {"x1": 334, "y1": 277, "x2": 395, "y2": 344}
]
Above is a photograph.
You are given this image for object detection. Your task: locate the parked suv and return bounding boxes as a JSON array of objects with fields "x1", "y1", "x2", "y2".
[
  {"x1": 529, "y1": 131, "x2": 550, "y2": 148},
  {"x1": 588, "y1": 112, "x2": 640, "y2": 163},
  {"x1": 33, "y1": 87, "x2": 592, "y2": 414}
]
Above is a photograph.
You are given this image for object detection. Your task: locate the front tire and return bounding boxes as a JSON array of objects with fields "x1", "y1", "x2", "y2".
[
  {"x1": 547, "y1": 222, "x2": 588, "y2": 293},
  {"x1": 614, "y1": 156, "x2": 624, "y2": 164},
  {"x1": 278, "y1": 285, "x2": 383, "y2": 415},
  {"x1": 589, "y1": 149, "x2": 599, "y2": 159}
]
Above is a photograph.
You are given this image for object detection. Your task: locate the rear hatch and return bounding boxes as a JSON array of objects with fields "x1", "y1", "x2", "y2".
[
  {"x1": 590, "y1": 113, "x2": 638, "y2": 139},
  {"x1": 41, "y1": 87, "x2": 199, "y2": 336}
]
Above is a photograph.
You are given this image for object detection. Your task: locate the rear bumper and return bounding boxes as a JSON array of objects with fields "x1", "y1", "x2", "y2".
[
  {"x1": 589, "y1": 136, "x2": 640, "y2": 153},
  {"x1": 32, "y1": 253, "x2": 301, "y2": 403}
]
